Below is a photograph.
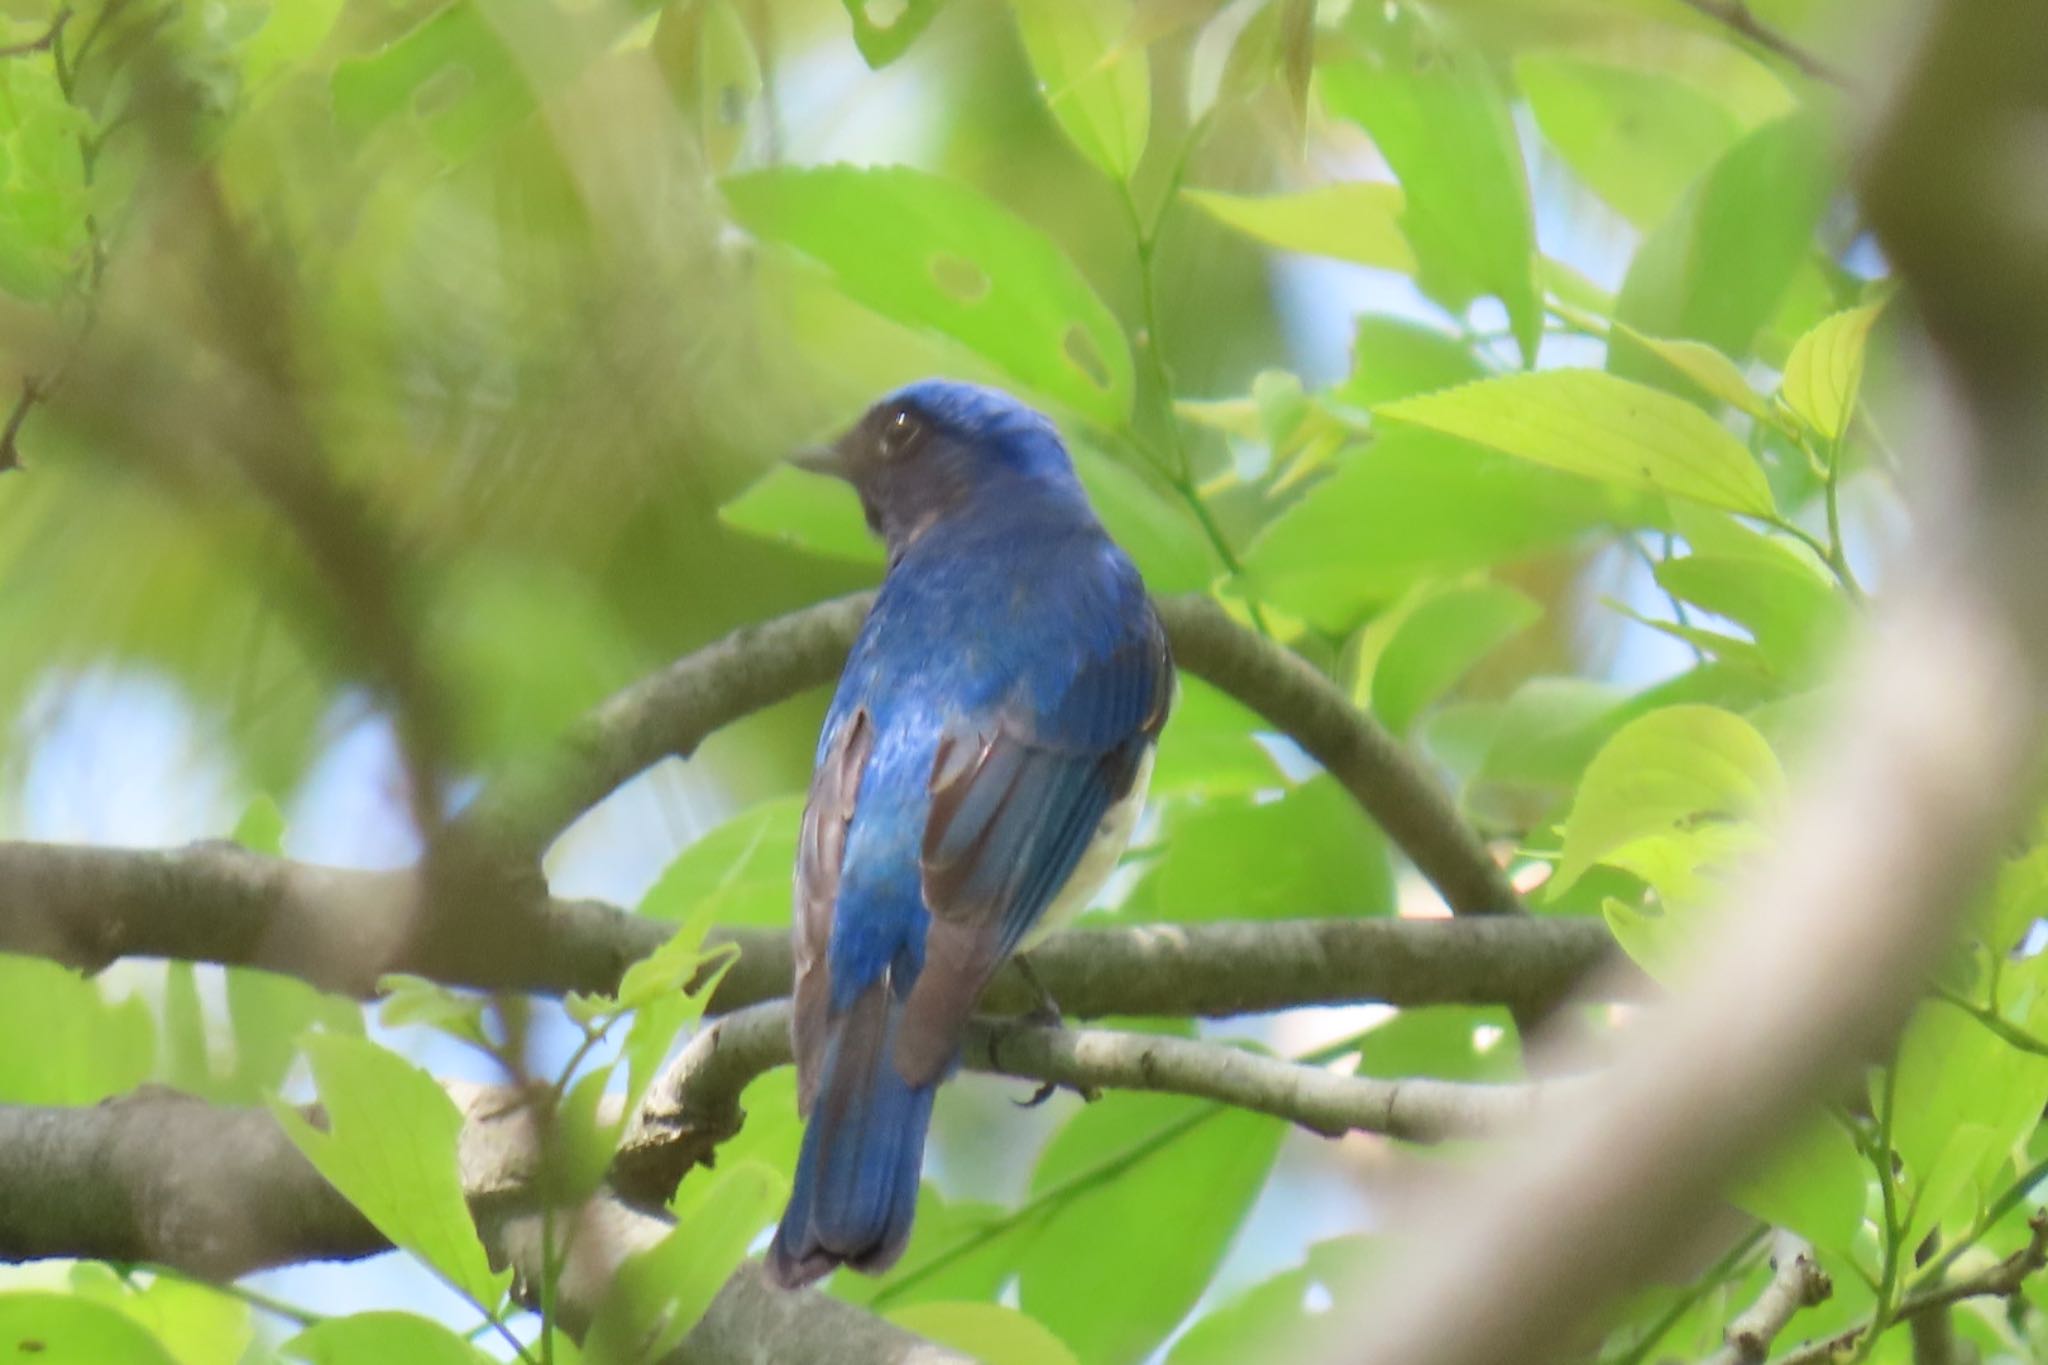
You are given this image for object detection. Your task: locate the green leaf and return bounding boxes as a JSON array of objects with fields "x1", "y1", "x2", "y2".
[
  {"x1": 837, "y1": 1188, "x2": 1017, "y2": 1308},
  {"x1": 1245, "y1": 428, "x2": 1636, "y2": 629},
  {"x1": 1516, "y1": 54, "x2": 1744, "y2": 229},
  {"x1": 0, "y1": 1294, "x2": 179, "y2": 1365},
  {"x1": 637, "y1": 795, "x2": 808, "y2": 929},
  {"x1": 331, "y1": 4, "x2": 531, "y2": 165},
  {"x1": 1610, "y1": 324, "x2": 1773, "y2": 424},
  {"x1": 0, "y1": 61, "x2": 91, "y2": 302},
  {"x1": 1732, "y1": 1117, "x2": 1870, "y2": 1260},
  {"x1": 1181, "y1": 184, "x2": 1414, "y2": 273},
  {"x1": 1552, "y1": 704, "x2": 1784, "y2": 893},
  {"x1": 284, "y1": 1312, "x2": 493, "y2": 1365},
  {"x1": 229, "y1": 794, "x2": 288, "y2": 857},
  {"x1": 1321, "y1": 12, "x2": 1540, "y2": 364},
  {"x1": 1148, "y1": 678, "x2": 1285, "y2": 796},
  {"x1": 1132, "y1": 776, "x2": 1392, "y2": 921},
  {"x1": 1353, "y1": 1006, "x2": 1521, "y2": 1084},
  {"x1": 1377, "y1": 369, "x2": 1776, "y2": 516},
  {"x1": 697, "y1": 0, "x2": 763, "y2": 174},
  {"x1": 1779, "y1": 302, "x2": 1885, "y2": 441},
  {"x1": 1891, "y1": 1000, "x2": 2048, "y2": 1244},
  {"x1": 1071, "y1": 442, "x2": 1220, "y2": 595},
  {"x1": 1167, "y1": 1237, "x2": 1376, "y2": 1365},
  {"x1": 0, "y1": 956, "x2": 153, "y2": 1105},
  {"x1": 161, "y1": 961, "x2": 213, "y2": 1096},
  {"x1": 1332, "y1": 316, "x2": 1483, "y2": 408},
  {"x1": 1016, "y1": 0, "x2": 1149, "y2": 180},
  {"x1": 273, "y1": 1034, "x2": 509, "y2": 1307},
  {"x1": 1610, "y1": 113, "x2": 1832, "y2": 380},
  {"x1": 378, "y1": 975, "x2": 494, "y2": 1051},
  {"x1": 720, "y1": 464, "x2": 884, "y2": 565},
  {"x1": 885, "y1": 1303, "x2": 1080, "y2": 1365},
  {"x1": 585, "y1": 1160, "x2": 787, "y2": 1361},
  {"x1": 67, "y1": 1268, "x2": 252, "y2": 1365},
  {"x1": 841, "y1": 0, "x2": 947, "y2": 68},
  {"x1": 724, "y1": 165, "x2": 1134, "y2": 425},
  {"x1": 1019, "y1": 1098, "x2": 1283, "y2": 1364},
  {"x1": 241, "y1": 0, "x2": 345, "y2": 92},
  {"x1": 1654, "y1": 553, "x2": 1843, "y2": 681},
  {"x1": 1353, "y1": 580, "x2": 1541, "y2": 734},
  {"x1": 223, "y1": 968, "x2": 361, "y2": 1105}
]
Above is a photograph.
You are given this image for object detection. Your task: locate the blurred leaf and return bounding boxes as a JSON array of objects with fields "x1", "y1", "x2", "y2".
[
  {"x1": 1516, "y1": 54, "x2": 1744, "y2": 229},
  {"x1": 0, "y1": 1293, "x2": 178, "y2": 1365},
  {"x1": 1377, "y1": 370, "x2": 1776, "y2": 516},
  {"x1": 1331, "y1": 316, "x2": 1481, "y2": 408},
  {"x1": 1019, "y1": 1098, "x2": 1283, "y2": 1364},
  {"x1": 637, "y1": 795, "x2": 808, "y2": 929},
  {"x1": 274, "y1": 1034, "x2": 510, "y2": 1307},
  {"x1": 1016, "y1": 0, "x2": 1150, "y2": 181},
  {"x1": 1149, "y1": 677, "x2": 1284, "y2": 796},
  {"x1": 0, "y1": 61, "x2": 91, "y2": 302},
  {"x1": 230, "y1": 794, "x2": 288, "y2": 857},
  {"x1": 284, "y1": 1312, "x2": 492, "y2": 1365},
  {"x1": 1071, "y1": 443, "x2": 1220, "y2": 595},
  {"x1": 1181, "y1": 184, "x2": 1413, "y2": 272},
  {"x1": 1611, "y1": 325, "x2": 1774, "y2": 424},
  {"x1": 331, "y1": 4, "x2": 531, "y2": 165},
  {"x1": 1553, "y1": 705, "x2": 1782, "y2": 894},
  {"x1": 842, "y1": 0, "x2": 947, "y2": 68},
  {"x1": 66, "y1": 1267, "x2": 252, "y2": 1365},
  {"x1": 223, "y1": 968, "x2": 361, "y2": 1104},
  {"x1": 720, "y1": 464, "x2": 885, "y2": 565},
  {"x1": 1167, "y1": 1236, "x2": 1376, "y2": 1365},
  {"x1": 724, "y1": 165, "x2": 1134, "y2": 425},
  {"x1": 1354, "y1": 1006, "x2": 1520, "y2": 1083},
  {"x1": 885, "y1": 1302, "x2": 1080, "y2": 1365},
  {"x1": 1353, "y1": 580, "x2": 1541, "y2": 734},
  {"x1": 241, "y1": 0, "x2": 346, "y2": 92},
  {"x1": 161, "y1": 961, "x2": 212, "y2": 1096},
  {"x1": 1132, "y1": 776, "x2": 1392, "y2": 920},
  {"x1": 1610, "y1": 113, "x2": 1832, "y2": 380},
  {"x1": 378, "y1": 975, "x2": 493, "y2": 1051},
  {"x1": 1654, "y1": 553, "x2": 1843, "y2": 681},
  {"x1": 1892, "y1": 999, "x2": 2048, "y2": 1246},
  {"x1": 1732, "y1": 1117, "x2": 1869, "y2": 1261},
  {"x1": 585, "y1": 1160, "x2": 786, "y2": 1361},
  {"x1": 1780, "y1": 302, "x2": 1885, "y2": 442},
  {"x1": 837, "y1": 1188, "x2": 1017, "y2": 1308},
  {"x1": 697, "y1": 0, "x2": 762, "y2": 174},
  {"x1": 0, "y1": 956, "x2": 153, "y2": 1104},
  {"x1": 1322, "y1": 13, "x2": 1540, "y2": 364},
  {"x1": 1245, "y1": 429, "x2": 1635, "y2": 629}
]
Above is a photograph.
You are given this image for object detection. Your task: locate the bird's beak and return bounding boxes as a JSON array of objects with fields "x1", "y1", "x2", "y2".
[{"x1": 789, "y1": 443, "x2": 852, "y2": 481}]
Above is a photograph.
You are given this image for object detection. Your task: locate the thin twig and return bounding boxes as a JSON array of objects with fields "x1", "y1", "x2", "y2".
[
  {"x1": 1670, "y1": 0, "x2": 1854, "y2": 90},
  {"x1": 0, "y1": 378, "x2": 37, "y2": 472},
  {"x1": 1707, "y1": 1232, "x2": 1831, "y2": 1365}
]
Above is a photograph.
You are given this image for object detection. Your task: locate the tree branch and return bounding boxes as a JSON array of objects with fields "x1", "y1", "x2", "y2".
[
  {"x1": 1706, "y1": 1233, "x2": 1830, "y2": 1365},
  {"x1": 0, "y1": 839, "x2": 1633, "y2": 1012},
  {"x1": 1769, "y1": 1214, "x2": 2048, "y2": 1365},
  {"x1": 450, "y1": 593, "x2": 1524, "y2": 922}
]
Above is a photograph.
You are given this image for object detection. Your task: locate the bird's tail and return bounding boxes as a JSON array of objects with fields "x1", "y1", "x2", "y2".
[{"x1": 768, "y1": 982, "x2": 935, "y2": 1289}]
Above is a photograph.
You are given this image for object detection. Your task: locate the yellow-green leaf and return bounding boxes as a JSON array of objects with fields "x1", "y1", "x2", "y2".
[
  {"x1": 1015, "y1": 0, "x2": 1150, "y2": 180},
  {"x1": 1611, "y1": 323, "x2": 1773, "y2": 423},
  {"x1": 887, "y1": 1303, "x2": 1081, "y2": 1365},
  {"x1": 1552, "y1": 704, "x2": 1784, "y2": 893},
  {"x1": 1181, "y1": 184, "x2": 1414, "y2": 273},
  {"x1": 1377, "y1": 369, "x2": 1776, "y2": 516},
  {"x1": 273, "y1": 1035, "x2": 509, "y2": 1308},
  {"x1": 1780, "y1": 302, "x2": 1884, "y2": 441}
]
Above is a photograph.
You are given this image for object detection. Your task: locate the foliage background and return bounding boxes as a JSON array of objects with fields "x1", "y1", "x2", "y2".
[{"x1": 3, "y1": 0, "x2": 2032, "y2": 1362}]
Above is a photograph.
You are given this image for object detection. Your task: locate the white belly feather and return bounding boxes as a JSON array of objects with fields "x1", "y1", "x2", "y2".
[{"x1": 1019, "y1": 744, "x2": 1155, "y2": 949}]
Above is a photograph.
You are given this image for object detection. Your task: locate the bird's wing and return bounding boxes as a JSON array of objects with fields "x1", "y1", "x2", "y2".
[
  {"x1": 792, "y1": 706, "x2": 873, "y2": 1116},
  {"x1": 894, "y1": 611, "x2": 1172, "y2": 1085}
]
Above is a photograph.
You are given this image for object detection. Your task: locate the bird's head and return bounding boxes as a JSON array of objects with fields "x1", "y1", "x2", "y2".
[{"x1": 794, "y1": 380, "x2": 1089, "y2": 553}]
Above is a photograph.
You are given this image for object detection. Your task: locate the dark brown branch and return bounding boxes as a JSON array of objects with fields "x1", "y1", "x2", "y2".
[
  {"x1": 1671, "y1": 0, "x2": 1853, "y2": 89},
  {"x1": 0, "y1": 839, "x2": 1633, "y2": 1012}
]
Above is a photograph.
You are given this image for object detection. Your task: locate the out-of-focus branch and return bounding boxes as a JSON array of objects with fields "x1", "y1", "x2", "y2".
[
  {"x1": 1310, "y1": 4, "x2": 2048, "y2": 1362},
  {"x1": 453, "y1": 593, "x2": 1525, "y2": 921},
  {"x1": 1706, "y1": 1233, "x2": 1830, "y2": 1365},
  {"x1": 0, "y1": 839, "x2": 1631, "y2": 1011},
  {"x1": 1670, "y1": 0, "x2": 1853, "y2": 89},
  {"x1": 1770, "y1": 1213, "x2": 2048, "y2": 1365}
]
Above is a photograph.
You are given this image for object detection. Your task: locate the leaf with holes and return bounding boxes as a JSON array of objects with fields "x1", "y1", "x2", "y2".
[
  {"x1": 1377, "y1": 369, "x2": 1776, "y2": 516},
  {"x1": 273, "y1": 1035, "x2": 509, "y2": 1308},
  {"x1": 724, "y1": 165, "x2": 1134, "y2": 425},
  {"x1": 1182, "y1": 183, "x2": 1413, "y2": 272},
  {"x1": 1552, "y1": 705, "x2": 1784, "y2": 894},
  {"x1": 1016, "y1": 0, "x2": 1149, "y2": 180},
  {"x1": 1780, "y1": 302, "x2": 1885, "y2": 441}
]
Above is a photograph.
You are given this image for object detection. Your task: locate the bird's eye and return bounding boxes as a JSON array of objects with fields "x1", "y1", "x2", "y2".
[{"x1": 878, "y1": 408, "x2": 925, "y2": 460}]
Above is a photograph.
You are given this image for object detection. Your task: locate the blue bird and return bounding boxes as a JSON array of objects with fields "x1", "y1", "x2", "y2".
[{"x1": 767, "y1": 380, "x2": 1172, "y2": 1288}]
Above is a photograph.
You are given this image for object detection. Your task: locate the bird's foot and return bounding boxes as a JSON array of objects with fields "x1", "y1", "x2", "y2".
[{"x1": 1012, "y1": 952, "x2": 1065, "y2": 1029}]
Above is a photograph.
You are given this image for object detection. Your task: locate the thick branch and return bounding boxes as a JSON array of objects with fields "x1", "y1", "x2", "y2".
[
  {"x1": 450, "y1": 592, "x2": 1522, "y2": 921},
  {"x1": 0, "y1": 839, "x2": 1632, "y2": 1011},
  {"x1": 1707, "y1": 1233, "x2": 1830, "y2": 1365}
]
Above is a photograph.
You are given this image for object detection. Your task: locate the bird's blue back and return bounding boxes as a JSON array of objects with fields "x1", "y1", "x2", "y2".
[{"x1": 768, "y1": 381, "x2": 1170, "y2": 1287}]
